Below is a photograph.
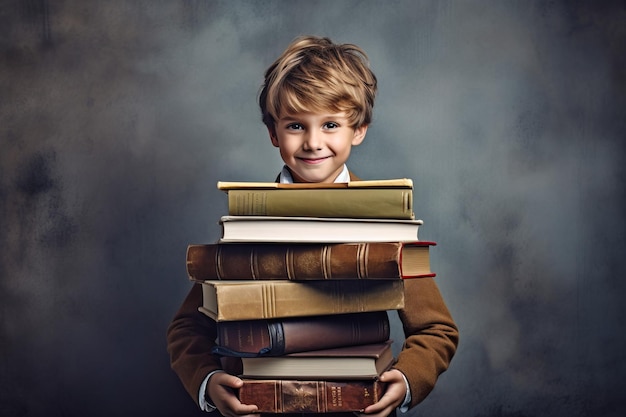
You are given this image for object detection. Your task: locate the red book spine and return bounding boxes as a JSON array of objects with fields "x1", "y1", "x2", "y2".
[{"x1": 238, "y1": 379, "x2": 386, "y2": 413}]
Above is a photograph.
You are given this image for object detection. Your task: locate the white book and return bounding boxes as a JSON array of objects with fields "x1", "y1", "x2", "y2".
[{"x1": 218, "y1": 216, "x2": 424, "y2": 243}]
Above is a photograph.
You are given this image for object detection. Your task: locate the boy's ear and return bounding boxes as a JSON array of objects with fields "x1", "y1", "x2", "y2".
[
  {"x1": 351, "y1": 124, "x2": 368, "y2": 146},
  {"x1": 268, "y1": 127, "x2": 279, "y2": 147}
]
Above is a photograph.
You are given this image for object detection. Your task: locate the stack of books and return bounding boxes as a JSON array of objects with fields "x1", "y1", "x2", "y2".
[{"x1": 185, "y1": 178, "x2": 435, "y2": 413}]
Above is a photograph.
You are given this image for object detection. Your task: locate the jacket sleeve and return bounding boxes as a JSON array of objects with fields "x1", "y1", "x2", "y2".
[
  {"x1": 166, "y1": 284, "x2": 223, "y2": 406},
  {"x1": 393, "y1": 277, "x2": 459, "y2": 408}
]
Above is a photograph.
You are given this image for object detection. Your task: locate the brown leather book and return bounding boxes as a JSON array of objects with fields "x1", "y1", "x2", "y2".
[
  {"x1": 187, "y1": 241, "x2": 435, "y2": 281},
  {"x1": 212, "y1": 311, "x2": 390, "y2": 357},
  {"x1": 239, "y1": 341, "x2": 394, "y2": 379},
  {"x1": 238, "y1": 378, "x2": 387, "y2": 413},
  {"x1": 199, "y1": 280, "x2": 405, "y2": 321}
]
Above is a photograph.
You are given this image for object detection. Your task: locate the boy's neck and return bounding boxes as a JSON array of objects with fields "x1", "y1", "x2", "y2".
[{"x1": 278, "y1": 165, "x2": 350, "y2": 184}]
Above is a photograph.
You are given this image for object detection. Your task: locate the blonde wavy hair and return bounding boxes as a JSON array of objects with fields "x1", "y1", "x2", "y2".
[{"x1": 259, "y1": 35, "x2": 378, "y2": 130}]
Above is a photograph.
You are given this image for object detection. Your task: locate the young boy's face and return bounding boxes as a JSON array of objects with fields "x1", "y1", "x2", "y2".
[{"x1": 269, "y1": 111, "x2": 367, "y2": 183}]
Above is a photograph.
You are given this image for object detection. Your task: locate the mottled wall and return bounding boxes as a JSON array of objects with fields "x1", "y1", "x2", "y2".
[{"x1": 1, "y1": 1, "x2": 625, "y2": 416}]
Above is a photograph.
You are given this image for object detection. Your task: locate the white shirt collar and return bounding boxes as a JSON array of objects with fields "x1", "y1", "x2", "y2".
[{"x1": 278, "y1": 164, "x2": 350, "y2": 184}]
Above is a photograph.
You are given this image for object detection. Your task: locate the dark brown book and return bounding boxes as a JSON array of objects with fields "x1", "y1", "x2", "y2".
[
  {"x1": 239, "y1": 341, "x2": 395, "y2": 379},
  {"x1": 238, "y1": 378, "x2": 386, "y2": 413},
  {"x1": 187, "y1": 241, "x2": 435, "y2": 281},
  {"x1": 212, "y1": 311, "x2": 390, "y2": 357}
]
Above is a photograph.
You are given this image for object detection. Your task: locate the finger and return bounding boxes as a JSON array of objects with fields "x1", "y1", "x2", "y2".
[
  {"x1": 378, "y1": 369, "x2": 404, "y2": 383},
  {"x1": 361, "y1": 400, "x2": 389, "y2": 414},
  {"x1": 221, "y1": 403, "x2": 259, "y2": 417},
  {"x1": 223, "y1": 412, "x2": 259, "y2": 417},
  {"x1": 361, "y1": 385, "x2": 403, "y2": 414},
  {"x1": 356, "y1": 405, "x2": 394, "y2": 417},
  {"x1": 232, "y1": 403, "x2": 259, "y2": 415},
  {"x1": 225, "y1": 395, "x2": 259, "y2": 414},
  {"x1": 221, "y1": 374, "x2": 244, "y2": 389}
]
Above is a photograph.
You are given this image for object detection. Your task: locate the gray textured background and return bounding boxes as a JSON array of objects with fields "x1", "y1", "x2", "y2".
[{"x1": 1, "y1": 1, "x2": 625, "y2": 416}]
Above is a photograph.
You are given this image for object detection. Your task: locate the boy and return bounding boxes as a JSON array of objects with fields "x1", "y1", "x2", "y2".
[{"x1": 167, "y1": 36, "x2": 458, "y2": 417}]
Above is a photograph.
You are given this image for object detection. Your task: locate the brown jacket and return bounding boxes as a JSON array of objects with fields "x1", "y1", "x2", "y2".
[{"x1": 166, "y1": 172, "x2": 459, "y2": 414}]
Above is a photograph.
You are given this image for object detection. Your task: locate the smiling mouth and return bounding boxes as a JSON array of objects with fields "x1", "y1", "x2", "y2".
[{"x1": 298, "y1": 156, "x2": 331, "y2": 164}]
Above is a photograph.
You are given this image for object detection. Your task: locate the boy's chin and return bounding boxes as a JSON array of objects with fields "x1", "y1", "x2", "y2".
[{"x1": 287, "y1": 165, "x2": 343, "y2": 183}]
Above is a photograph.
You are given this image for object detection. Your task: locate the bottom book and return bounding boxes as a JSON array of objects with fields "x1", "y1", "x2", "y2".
[{"x1": 238, "y1": 378, "x2": 386, "y2": 413}]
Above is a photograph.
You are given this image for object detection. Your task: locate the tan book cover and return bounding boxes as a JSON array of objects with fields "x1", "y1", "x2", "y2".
[
  {"x1": 186, "y1": 241, "x2": 436, "y2": 281},
  {"x1": 238, "y1": 378, "x2": 386, "y2": 413},
  {"x1": 226, "y1": 188, "x2": 413, "y2": 219},
  {"x1": 217, "y1": 178, "x2": 413, "y2": 190},
  {"x1": 199, "y1": 280, "x2": 405, "y2": 321},
  {"x1": 218, "y1": 178, "x2": 413, "y2": 220},
  {"x1": 239, "y1": 341, "x2": 394, "y2": 379}
]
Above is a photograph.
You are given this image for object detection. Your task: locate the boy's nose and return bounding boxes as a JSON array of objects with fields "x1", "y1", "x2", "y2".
[{"x1": 303, "y1": 131, "x2": 322, "y2": 150}]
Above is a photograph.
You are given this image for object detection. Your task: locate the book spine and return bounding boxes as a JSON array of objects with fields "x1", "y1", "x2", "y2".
[
  {"x1": 187, "y1": 242, "x2": 411, "y2": 281},
  {"x1": 217, "y1": 178, "x2": 413, "y2": 190},
  {"x1": 238, "y1": 379, "x2": 386, "y2": 413},
  {"x1": 201, "y1": 280, "x2": 405, "y2": 321},
  {"x1": 228, "y1": 188, "x2": 414, "y2": 219},
  {"x1": 214, "y1": 311, "x2": 390, "y2": 356}
]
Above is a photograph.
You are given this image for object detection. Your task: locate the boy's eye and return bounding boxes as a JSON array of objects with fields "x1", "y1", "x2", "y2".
[
  {"x1": 324, "y1": 122, "x2": 339, "y2": 129},
  {"x1": 286, "y1": 123, "x2": 304, "y2": 130}
]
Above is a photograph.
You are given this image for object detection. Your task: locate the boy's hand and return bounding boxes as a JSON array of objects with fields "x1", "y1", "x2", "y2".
[
  {"x1": 358, "y1": 369, "x2": 407, "y2": 417},
  {"x1": 207, "y1": 372, "x2": 259, "y2": 417}
]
